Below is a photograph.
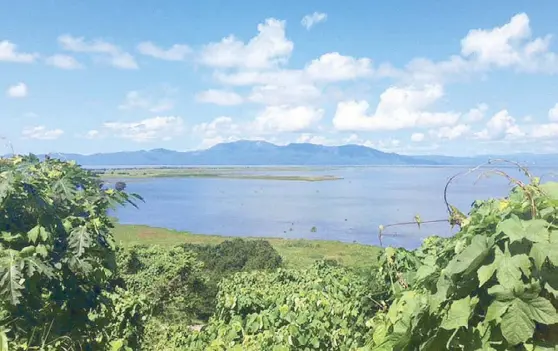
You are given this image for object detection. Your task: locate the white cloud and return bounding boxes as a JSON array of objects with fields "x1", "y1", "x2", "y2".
[
  {"x1": 403, "y1": 13, "x2": 558, "y2": 84},
  {"x1": 192, "y1": 116, "x2": 243, "y2": 148},
  {"x1": 333, "y1": 84, "x2": 459, "y2": 131},
  {"x1": 465, "y1": 103, "x2": 488, "y2": 122},
  {"x1": 248, "y1": 84, "x2": 320, "y2": 105},
  {"x1": 137, "y1": 41, "x2": 190, "y2": 61},
  {"x1": 432, "y1": 124, "x2": 471, "y2": 140},
  {"x1": 460, "y1": 13, "x2": 558, "y2": 73},
  {"x1": 103, "y1": 116, "x2": 184, "y2": 142},
  {"x1": 530, "y1": 123, "x2": 558, "y2": 139},
  {"x1": 301, "y1": 12, "x2": 327, "y2": 30},
  {"x1": 475, "y1": 109, "x2": 524, "y2": 140},
  {"x1": 118, "y1": 91, "x2": 174, "y2": 112},
  {"x1": 200, "y1": 18, "x2": 293, "y2": 69},
  {"x1": 253, "y1": 105, "x2": 324, "y2": 133},
  {"x1": 6, "y1": 83, "x2": 28, "y2": 98},
  {"x1": 549, "y1": 103, "x2": 558, "y2": 121},
  {"x1": 44, "y1": 54, "x2": 83, "y2": 69},
  {"x1": 305, "y1": 52, "x2": 373, "y2": 81},
  {"x1": 58, "y1": 35, "x2": 138, "y2": 69},
  {"x1": 196, "y1": 89, "x2": 243, "y2": 106},
  {"x1": 22, "y1": 126, "x2": 64, "y2": 140},
  {"x1": 0, "y1": 40, "x2": 37, "y2": 63},
  {"x1": 411, "y1": 133, "x2": 425, "y2": 142}
]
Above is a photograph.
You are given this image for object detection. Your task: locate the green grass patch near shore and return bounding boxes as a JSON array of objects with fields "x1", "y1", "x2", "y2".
[
  {"x1": 95, "y1": 167, "x2": 342, "y2": 181},
  {"x1": 112, "y1": 224, "x2": 380, "y2": 269}
]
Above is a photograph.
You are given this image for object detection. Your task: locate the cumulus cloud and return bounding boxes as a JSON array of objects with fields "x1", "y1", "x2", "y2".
[
  {"x1": 118, "y1": 91, "x2": 174, "y2": 112},
  {"x1": 301, "y1": 12, "x2": 327, "y2": 30},
  {"x1": 465, "y1": 103, "x2": 489, "y2": 122},
  {"x1": 403, "y1": 13, "x2": 558, "y2": 84},
  {"x1": 432, "y1": 124, "x2": 471, "y2": 140},
  {"x1": 58, "y1": 34, "x2": 138, "y2": 69},
  {"x1": 305, "y1": 52, "x2": 373, "y2": 81},
  {"x1": 0, "y1": 40, "x2": 37, "y2": 63},
  {"x1": 200, "y1": 18, "x2": 293, "y2": 69},
  {"x1": 45, "y1": 54, "x2": 83, "y2": 69},
  {"x1": 333, "y1": 84, "x2": 459, "y2": 131},
  {"x1": 192, "y1": 116, "x2": 243, "y2": 148},
  {"x1": 196, "y1": 89, "x2": 244, "y2": 106},
  {"x1": 22, "y1": 126, "x2": 64, "y2": 140},
  {"x1": 475, "y1": 110, "x2": 524, "y2": 140},
  {"x1": 6, "y1": 83, "x2": 28, "y2": 98},
  {"x1": 137, "y1": 41, "x2": 190, "y2": 61},
  {"x1": 103, "y1": 116, "x2": 184, "y2": 142},
  {"x1": 253, "y1": 105, "x2": 324, "y2": 133}
]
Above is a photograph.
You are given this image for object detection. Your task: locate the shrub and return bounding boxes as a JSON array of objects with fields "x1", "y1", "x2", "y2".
[
  {"x1": 367, "y1": 179, "x2": 558, "y2": 350},
  {"x1": 115, "y1": 245, "x2": 207, "y2": 323},
  {"x1": 181, "y1": 239, "x2": 283, "y2": 320},
  {"x1": 0, "y1": 155, "x2": 142, "y2": 349},
  {"x1": 186, "y1": 260, "x2": 380, "y2": 350}
]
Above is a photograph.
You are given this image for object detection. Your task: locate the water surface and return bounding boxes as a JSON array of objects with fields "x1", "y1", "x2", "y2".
[{"x1": 113, "y1": 166, "x2": 557, "y2": 248}]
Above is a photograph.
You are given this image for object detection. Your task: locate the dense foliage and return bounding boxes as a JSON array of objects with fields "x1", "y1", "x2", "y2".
[
  {"x1": 186, "y1": 260, "x2": 380, "y2": 350},
  {"x1": 367, "y1": 178, "x2": 558, "y2": 350},
  {"x1": 0, "y1": 155, "x2": 142, "y2": 350},
  {"x1": 181, "y1": 239, "x2": 284, "y2": 319},
  {"x1": 4, "y1": 155, "x2": 558, "y2": 350}
]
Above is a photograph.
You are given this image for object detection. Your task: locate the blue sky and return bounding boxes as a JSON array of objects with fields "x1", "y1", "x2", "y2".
[{"x1": 1, "y1": 0, "x2": 558, "y2": 156}]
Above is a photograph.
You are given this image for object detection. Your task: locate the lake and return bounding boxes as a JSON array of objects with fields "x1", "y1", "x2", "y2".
[{"x1": 112, "y1": 165, "x2": 557, "y2": 249}]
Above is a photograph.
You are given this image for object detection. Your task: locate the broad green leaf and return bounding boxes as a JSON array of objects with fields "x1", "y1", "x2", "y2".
[
  {"x1": 441, "y1": 296, "x2": 475, "y2": 330},
  {"x1": 497, "y1": 215, "x2": 549, "y2": 243},
  {"x1": 495, "y1": 247, "x2": 531, "y2": 289},
  {"x1": 485, "y1": 300, "x2": 510, "y2": 323},
  {"x1": 69, "y1": 225, "x2": 92, "y2": 257},
  {"x1": 0, "y1": 251, "x2": 23, "y2": 305},
  {"x1": 444, "y1": 235, "x2": 492, "y2": 276},
  {"x1": 530, "y1": 232, "x2": 558, "y2": 269},
  {"x1": 478, "y1": 260, "x2": 497, "y2": 287},
  {"x1": 487, "y1": 285, "x2": 515, "y2": 302},
  {"x1": 501, "y1": 298, "x2": 535, "y2": 346},
  {"x1": 524, "y1": 296, "x2": 558, "y2": 324}
]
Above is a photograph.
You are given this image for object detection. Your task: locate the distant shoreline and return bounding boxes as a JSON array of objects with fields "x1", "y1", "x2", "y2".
[{"x1": 97, "y1": 166, "x2": 342, "y2": 181}]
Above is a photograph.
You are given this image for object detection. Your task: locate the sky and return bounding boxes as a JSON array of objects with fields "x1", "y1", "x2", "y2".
[{"x1": 1, "y1": 0, "x2": 558, "y2": 156}]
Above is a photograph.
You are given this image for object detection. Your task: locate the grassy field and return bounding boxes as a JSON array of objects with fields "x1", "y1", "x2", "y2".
[
  {"x1": 97, "y1": 167, "x2": 342, "y2": 181},
  {"x1": 113, "y1": 224, "x2": 381, "y2": 270}
]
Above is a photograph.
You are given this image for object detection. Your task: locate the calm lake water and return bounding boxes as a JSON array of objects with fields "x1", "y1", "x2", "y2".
[{"x1": 112, "y1": 166, "x2": 557, "y2": 249}]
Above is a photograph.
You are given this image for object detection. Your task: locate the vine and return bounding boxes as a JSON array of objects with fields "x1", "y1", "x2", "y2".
[{"x1": 370, "y1": 162, "x2": 558, "y2": 350}]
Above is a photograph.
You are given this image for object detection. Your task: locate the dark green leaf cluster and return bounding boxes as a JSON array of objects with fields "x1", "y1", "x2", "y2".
[
  {"x1": 180, "y1": 239, "x2": 284, "y2": 320},
  {"x1": 0, "y1": 155, "x2": 142, "y2": 350},
  {"x1": 367, "y1": 180, "x2": 558, "y2": 350},
  {"x1": 115, "y1": 245, "x2": 207, "y2": 323},
  {"x1": 186, "y1": 260, "x2": 380, "y2": 350}
]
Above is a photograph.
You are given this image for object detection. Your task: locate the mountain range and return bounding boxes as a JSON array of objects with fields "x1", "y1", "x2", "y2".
[{"x1": 31, "y1": 140, "x2": 558, "y2": 166}]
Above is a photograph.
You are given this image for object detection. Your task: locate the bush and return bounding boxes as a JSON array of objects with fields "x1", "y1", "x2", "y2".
[
  {"x1": 0, "y1": 155, "x2": 142, "y2": 349},
  {"x1": 181, "y1": 239, "x2": 283, "y2": 320},
  {"x1": 186, "y1": 260, "x2": 381, "y2": 350},
  {"x1": 367, "y1": 179, "x2": 558, "y2": 350},
  {"x1": 115, "y1": 245, "x2": 207, "y2": 323}
]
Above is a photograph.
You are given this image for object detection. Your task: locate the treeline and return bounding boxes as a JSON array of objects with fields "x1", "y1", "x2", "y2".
[{"x1": 2, "y1": 155, "x2": 558, "y2": 350}]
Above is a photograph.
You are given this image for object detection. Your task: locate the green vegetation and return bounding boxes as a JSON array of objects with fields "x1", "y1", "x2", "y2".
[
  {"x1": 95, "y1": 167, "x2": 342, "y2": 181},
  {"x1": 2, "y1": 155, "x2": 558, "y2": 350},
  {"x1": 112, "y1": 224, "x2": 380, "y2": 270}
]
